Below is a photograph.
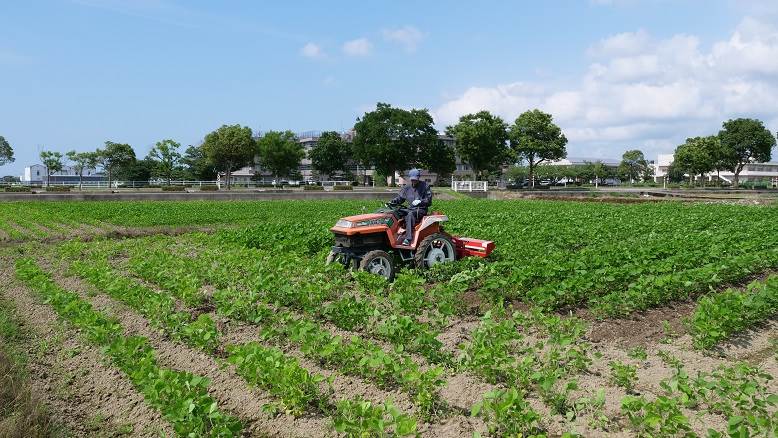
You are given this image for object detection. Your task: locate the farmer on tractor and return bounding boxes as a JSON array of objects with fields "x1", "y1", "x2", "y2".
[{"x1": 391, "y1": 168, "x2": 432, "y2": 246}]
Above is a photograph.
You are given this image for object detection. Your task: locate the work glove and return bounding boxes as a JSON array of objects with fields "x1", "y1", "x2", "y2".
[{"x1": 411, "y1": 199, "x2": 421, "y2": 206}]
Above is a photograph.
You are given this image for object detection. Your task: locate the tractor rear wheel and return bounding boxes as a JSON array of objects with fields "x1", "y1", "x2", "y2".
[
  {"x1": 414, "y1": 233, "x2": 456, "y2": 269},
  {"x1": 359, "y1": 250, "x2": 395, "y2": 281}
]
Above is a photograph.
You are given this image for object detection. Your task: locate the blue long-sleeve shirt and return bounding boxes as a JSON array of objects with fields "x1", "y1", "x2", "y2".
[{"x1": 392, "y1": 180, "x2": 432, "y2": 209}]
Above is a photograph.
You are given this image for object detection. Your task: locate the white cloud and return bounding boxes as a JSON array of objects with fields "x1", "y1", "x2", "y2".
[
  {"x1": 433, "y1": 16, "x2": 778, "y2": 160},
  {"x1": 382, "y1": 26, "x2": 424, "y2": 52},
  {"x1": 342, "y1": 38, "x2": 372, "y2": 56},
  {"x1": 588, "y1": 30, "x2": 651, "y2": 58},
  {"x1": 300, "y1": 42, "x2": 324, "y2": 59},
  {"x1": 711, "y1": 17, "x2": 778, "y2": 75}
]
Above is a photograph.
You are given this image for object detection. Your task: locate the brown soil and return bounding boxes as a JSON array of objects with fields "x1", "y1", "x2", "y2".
[
  {"x1": 50, "y1": 268, "x2": 330, "y2": 438},
  {"x1": 458, "y1": 289, "x2": 486, "y2": 315},
  {"x1": 219, "y1": 318, "x2": 416, "y2": 416},
  {"x1": 437, "y1": 317, "x2": 481, "y2": 354},
  {"x1": 585, "y1": 301, "x2": 696, "y2": 348},
  {"x1": 0, "y1": 223, "x2": 218, "y2": 246},
  {"x1": 0, "y1": 262, "x2": 175, "y2": 437},
  {"x1": 59, "y1": 252, "x2": 499, "y2": 436}
]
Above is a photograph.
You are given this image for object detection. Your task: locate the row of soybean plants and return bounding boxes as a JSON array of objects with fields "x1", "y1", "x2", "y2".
[
  {"x1": 15, "y1": 199, "x2": 364, "y2": 228},
  {"x1": 15, "y1": 258, "x2": 242, "y2": 437},
  {"x1": 689, "y1": 274, "x2": 778, "y2": 350},
  {"x1": 459, "y1": 307, "x2": 594, "y2": 436},
  {"x1": 166, "y1": 232, "x2": 460, "y2": 366},
  {"x1": 61, "y1": 239, "x2": 421, "y2": 434},
  {"x1": 119, "y1": 234, "x2": 590, "y2": 433},
  {"x1": 622, "y1": 354, "x2": 777, "y2": 437},
  {"x1": 115, "y1": 235, "x2": 449, "y2": 420},
  {"x1": 442, "y1": 201, "x2": 778, "y2": 314},
  {"x1": 118, "y1": 231, "x2": 601, "y2": 434}
]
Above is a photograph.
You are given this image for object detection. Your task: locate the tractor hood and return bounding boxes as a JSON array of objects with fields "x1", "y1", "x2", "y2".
[{"x1": 332, "y1": 213, "x2": 394, "y2": 230}]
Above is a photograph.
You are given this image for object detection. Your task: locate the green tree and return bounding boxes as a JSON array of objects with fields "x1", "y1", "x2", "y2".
[
  {"x1": 446, "y1": 111, "x2": 509, "y2": 181},
  {"x1": 504, "y1": 165, "x2": 528, "y2": 185},
  {"x1": 257, "y1": 131, "x2": 305, "y2": 180},
  {"x1": 202, "y1": 124, "x2": 256, "y2": 190},
  {"x1": 96, "y1": 141, "x2": 136, "y2": 188},
  {"x1": 308, "y1": 131, "x2": 350, "y2": 180},
  {"x1": 584, "y1": 161, "x2": 610, "y2": 185},
  {"x1": 666, "y1": 161, "x2": 687, "y2": 183},
  {"x1": 39, "y1": 150, "x2": 64, "y2": 188},
  {"x1": 673, "y1": 137, "x2": 715, "y2": 187},
  {"x1": 181, "y1": 145, "x2": 217, "y2": 181},
  {"x1": 66, "y1": 150, "x2": 99, "y2": 191},
  {"x1": 417, "y1": 139, "x2": 456, "y2": 184},
  {"x1": 618, "y1": 150, "x2": 651, "y2": 183},
  {"x1": 698, "y1": 135, "x2": 731, "y2": 185},
  {"x1": 352, "y1": 103, "x2": 438, "y2": 186},
  {"x1": 0, "y1": 136, "x2": 14, "y2": 166},
  {"x1": 117, "y1": 157, "x2": 155, "y2": 184},
  {"x1": 148, "y1": 139, "x2": 182, "y2": 185},
  {"x1": 508, "y1": 109, "x2": 567, "y2": 187},
  {"x1": 718, "y1": 118, "x2": 776, "y2": 187}
]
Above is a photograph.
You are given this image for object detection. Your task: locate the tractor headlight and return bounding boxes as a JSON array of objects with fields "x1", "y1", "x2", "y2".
[{"x1": 335, "y1": 219, "x2": 354, "y2": 228}]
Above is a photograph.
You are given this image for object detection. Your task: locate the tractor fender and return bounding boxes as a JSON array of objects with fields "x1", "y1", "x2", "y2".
[{"x1": 418, "y1": 214, "x2": 448, "y2": 233}]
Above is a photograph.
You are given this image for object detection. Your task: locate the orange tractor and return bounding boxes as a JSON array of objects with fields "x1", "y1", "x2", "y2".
[{"x1": 327, "y1": 201, "x2": 495, "y2": 280}]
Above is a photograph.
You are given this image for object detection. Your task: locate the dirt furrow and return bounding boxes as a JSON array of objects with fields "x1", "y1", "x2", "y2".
[
  {"x1": 50, "y1": 267, "x2": 333, "y2": 438},
  {"x1": 57, "y1": 254, "x2": 489, "y2": 437},
  {"x1": 0, "y1": 263, "x2": 175, "y2": 437}
]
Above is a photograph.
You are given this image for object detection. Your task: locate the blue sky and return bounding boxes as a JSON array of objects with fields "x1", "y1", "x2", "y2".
[{"x1": 2, "y1": 0, "x2": 778, "y2": 176}]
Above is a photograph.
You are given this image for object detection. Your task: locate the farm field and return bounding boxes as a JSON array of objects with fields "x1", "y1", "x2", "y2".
[{"x1": 0, "y1": 199, "x2": 776, "y2": 437}]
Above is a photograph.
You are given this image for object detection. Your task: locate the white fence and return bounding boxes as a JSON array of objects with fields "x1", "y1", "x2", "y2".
[
  {"x1": 2, "y1": 180, "x2": 220, "y2": 189},
  {"x1": 452, "y1": 180, "x2": 488, "y2": 192}
]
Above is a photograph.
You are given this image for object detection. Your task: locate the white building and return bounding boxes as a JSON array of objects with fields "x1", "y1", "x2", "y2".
[
  {"x1": 654, "y1": 153, "x2": 778, "y2": 186},
  {"x1": 546, "y1": 157, "x2": 621, "y2": 167},
  {"x1": 22, "y1": 164, "x2": 104, "y2": 184}
]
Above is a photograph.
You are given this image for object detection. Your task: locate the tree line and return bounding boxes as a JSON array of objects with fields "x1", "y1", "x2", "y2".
[
  {"x1": 669, "y1": 118, "x2": 776, "y2": 187},
  {"x1": 3, "y1": 107, "x2": 774, "y2": 190}
]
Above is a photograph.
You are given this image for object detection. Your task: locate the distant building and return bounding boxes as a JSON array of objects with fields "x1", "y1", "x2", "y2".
[
  {"x1": 654, "y1": 154, "x2": 778, "y2": 186},
  {"x1": 546, "y1": 157, "x2": 621, "y2": 167},
  {"x1": 22, "y1": 164, "x2": 105, "y2": 184}
]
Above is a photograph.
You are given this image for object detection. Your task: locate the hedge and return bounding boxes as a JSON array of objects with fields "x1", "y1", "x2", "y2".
[{"x1": 3, "y1": 186, "x2": 31, "y2": 192}]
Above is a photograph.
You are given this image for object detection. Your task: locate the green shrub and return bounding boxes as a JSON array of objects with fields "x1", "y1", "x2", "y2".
[
  {"x1": 199, "y1": 185, "x2": 218, "y2": 191},
  {"x1": 45, "y1": 186, "x2": 72, "y2": 192},
  {"x1": 162, "y1": 185, "x2": 186, "y2": 192},
  {"x1": 334, "y1": 185, "x2": 353, "y2": 191},
  {"x1": 740, "y1": 181, "x2": 770, "y2": 189},
  {"x1": 304, "y1": 185, "x2": 324, "y2": 191},
  {"x1": 3, "y1": 186, "x2": 31, "y2": 192}
]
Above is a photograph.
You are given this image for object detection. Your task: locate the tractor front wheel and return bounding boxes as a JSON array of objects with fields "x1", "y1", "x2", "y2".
[
  {"x1": 359, "y1": 250, "x2": 395, "y2": 281},
  {"x1": 414, "y1": 233, "x2": 456, "y2": 269}
]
